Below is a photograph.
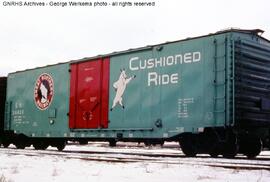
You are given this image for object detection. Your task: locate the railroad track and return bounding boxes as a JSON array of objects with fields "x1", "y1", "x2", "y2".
[{"x1": 1, "y1": 145, "x2": 270, "y2": 171}]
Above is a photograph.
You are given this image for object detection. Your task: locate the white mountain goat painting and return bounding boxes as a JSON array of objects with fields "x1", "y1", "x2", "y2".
[
  {"x1": 110, "y1": 69, "x2": 136, "y2": 111},
  {"x1": 40, "y1": 81, "x2": 49, "y2": 103}
]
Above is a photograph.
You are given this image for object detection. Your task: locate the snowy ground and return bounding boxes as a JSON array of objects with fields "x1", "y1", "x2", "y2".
[{"x1": 1, "y1": 142, "x2": 270, "y2": 182}]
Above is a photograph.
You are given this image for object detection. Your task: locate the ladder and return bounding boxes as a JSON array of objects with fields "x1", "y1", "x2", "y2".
[{"x1": 213, "y1": 38, "x2": 228, "y2": 126}]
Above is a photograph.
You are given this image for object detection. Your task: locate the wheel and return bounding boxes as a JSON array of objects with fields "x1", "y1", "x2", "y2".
[
  {"x1": 144, "y1": 141, "x2": 151, "y2": 147},
  {"x1": 180, "y1": 134, "x2": 197, "y2": 157},
  {"x1": 15, "y1": 134, "x2": 28, "y2": 149},
  {"x1": 41, "y1": 144, "x2": 49, "y2": 150},
  {"x1": 222, "y1": 132, "x2": 239, "y2": 158},
  {"x1": 209, "y1": 143, "x2": 220, "y2": 158},
  {"x1": 2, "y1": 141, "x2": 10, "y2": 148},
  {"x1": 15, "y1": 143, "x2": 26, "y2": 149},
  {"x1": 204, "y1": 128, "x2": 220, "y2": 158},
  {"x1": 209, "y1": 149, "x2": 220, "y2": 158},
  {"x1": 109, "y1": 140, "x2": 117, "y2": 147},
  {"x1": 33, "y1": 141, "x2": 49, "y2": 150},
  {"x1": 222, "y1": 142, "x2": 238, "y2": 158},
  {"x1": 56, "y1": 141, "x2": 66, "y2": 151},
  {"x1": 79, "y1": 140, "x2": 88, "y2": 145},
  {"x1": 241, "y1": 137, "x2": 262, "y2": 159},
  {"x1": 33, "y1": 143, "x2": 40, "y2": 150}
]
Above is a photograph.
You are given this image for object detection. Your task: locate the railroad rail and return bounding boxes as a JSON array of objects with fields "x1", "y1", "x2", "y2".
[{"x1": 1, "y1": 144, "x2": 270, "y2": 171}]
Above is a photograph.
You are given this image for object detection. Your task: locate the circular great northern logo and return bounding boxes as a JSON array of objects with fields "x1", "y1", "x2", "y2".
[{"x1": 34, "y1": 73, "x2": 54, "y2": 110}]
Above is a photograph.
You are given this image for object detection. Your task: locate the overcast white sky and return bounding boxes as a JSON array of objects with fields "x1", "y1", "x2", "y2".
[{"x1": 0, "y1": 0, "x2": 269, "y2": 76}]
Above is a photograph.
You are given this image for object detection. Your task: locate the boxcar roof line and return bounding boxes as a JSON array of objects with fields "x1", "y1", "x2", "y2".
[{"x1": 9, "y1": 28, "x2": 268, "y2": 74}]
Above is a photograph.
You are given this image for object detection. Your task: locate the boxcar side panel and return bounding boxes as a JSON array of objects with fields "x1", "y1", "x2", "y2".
[
  {"x1": 108, "y1": 33, "x2": 231, "y2": 138},
  {"x1": 5, "y1": 63, "x2": 70, "y2": 137}
]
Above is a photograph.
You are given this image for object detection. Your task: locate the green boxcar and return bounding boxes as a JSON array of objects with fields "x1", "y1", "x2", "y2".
[{"x1": 2, "y1": 29, "x2": 270, "y2": 158}]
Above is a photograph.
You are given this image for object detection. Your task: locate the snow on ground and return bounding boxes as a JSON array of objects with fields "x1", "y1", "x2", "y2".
[{"x1": 1, "y1": 142, "x2": 270, "y2": 182}]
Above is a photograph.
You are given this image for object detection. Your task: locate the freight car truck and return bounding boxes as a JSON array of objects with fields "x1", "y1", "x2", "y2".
[{"x1": 1, "y1": 29, "x2": 270, "y2": 158}]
